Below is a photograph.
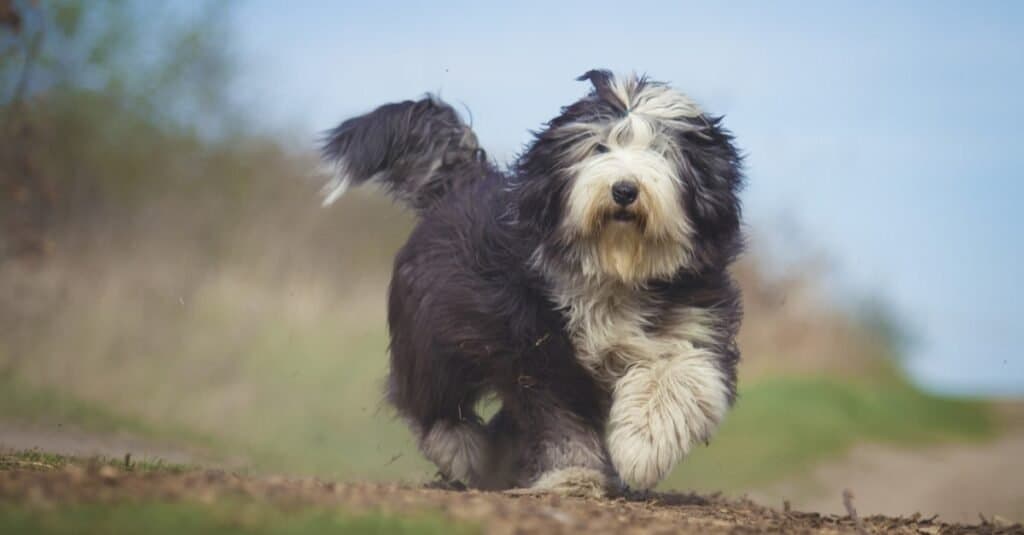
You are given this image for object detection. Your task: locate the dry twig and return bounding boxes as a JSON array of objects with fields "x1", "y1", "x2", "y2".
[{"x1": 843, "y1": 489, "x2": 868, "y2": 535}]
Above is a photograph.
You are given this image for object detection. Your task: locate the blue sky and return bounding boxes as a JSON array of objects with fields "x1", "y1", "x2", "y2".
[{"x1": 231, "y1": 1, "x2": 1023, "y2": 395}]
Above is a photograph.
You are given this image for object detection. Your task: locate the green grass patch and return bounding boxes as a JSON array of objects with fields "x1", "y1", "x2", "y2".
[
  {"x1": 0, "y1": 450, "x2": 191, "y2": 474},
  {"x1": 0, "y1": 501, "x2": 476, "y2": 535},
  {"x1": 664, "y1": 374, "x2": 996, "y2": 491},
  {"x1": 0, "y1": 371, "x2": 217, "y2": 455},
  {"x1": 0, "y1": 371, "x2": 149, "y2": 435}
]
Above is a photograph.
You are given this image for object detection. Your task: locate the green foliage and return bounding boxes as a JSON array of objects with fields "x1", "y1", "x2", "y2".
[
  {"x1": 51, "y1": 1, "x2": 84, "y2": 38},
  {"x1": 1, "y1": 0, "x2": 246, "y2": 257},
  {"x1": 854, "y1": 296, "x2": 917, "y2": 361},
  {"x1": 2, "y1": 0, "x2": 236, "y2": 125},
  {"x1": 0, "y1": 502, "x2": 477, "y2": 535}
]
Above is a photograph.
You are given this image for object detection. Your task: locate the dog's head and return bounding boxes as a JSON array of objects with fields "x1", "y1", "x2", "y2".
[{"x1": 518, "y1": 70, "x2": 743, "y2": 284}]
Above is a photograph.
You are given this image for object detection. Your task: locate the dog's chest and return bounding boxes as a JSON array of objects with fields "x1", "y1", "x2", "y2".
[
  {"x1": 554, "y1": 284, "x2": 718, "y2": 384},
  {"x1": 555, "y1": 286, "x2": 659, "y2": 382}
]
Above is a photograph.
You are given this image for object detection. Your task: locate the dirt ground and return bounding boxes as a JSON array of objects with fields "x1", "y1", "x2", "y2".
[
  {"x1": 752, "y1": 432, "x2": 1024, "y2": 524},
  {"x1": 2, "y1": 421, "x2": 1023, "y2": 533},
  {"x1": 2, "y1": 463, "x2": 1021, "y2": 535}
]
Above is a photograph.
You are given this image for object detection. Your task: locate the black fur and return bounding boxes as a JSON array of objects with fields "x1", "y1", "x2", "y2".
[
  {"x1": 320, "y1": 70, "x2": 744, "y2": 490},
  {"x1": 320, "y1": 96, "x2": 485, "y2": 212}
]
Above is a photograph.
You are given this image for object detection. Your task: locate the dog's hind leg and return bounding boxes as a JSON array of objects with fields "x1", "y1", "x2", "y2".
[
  {"x1": 386, "y1": 345, "x2": 493, "y2": 488},
  {"x1": 415, "y1": 416, "x2": 489, "y2": 488},
  {"x1": 496, "y1": 391, "x2": 617, "y2": 497}
]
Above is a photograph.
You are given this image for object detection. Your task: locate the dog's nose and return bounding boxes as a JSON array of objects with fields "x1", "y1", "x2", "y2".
[{"x1": 611, "y1": 181, "x2": 638, "y2": 206}]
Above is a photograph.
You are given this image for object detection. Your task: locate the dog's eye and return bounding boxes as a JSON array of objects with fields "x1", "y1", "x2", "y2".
[{"x1": 593, "y1": 143, "x2": 610, "y2": 154}]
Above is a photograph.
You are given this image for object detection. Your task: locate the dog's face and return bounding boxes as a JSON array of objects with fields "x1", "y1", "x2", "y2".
[{"x1": 518, "y1": 70, "x2": 743, "y2": 284}]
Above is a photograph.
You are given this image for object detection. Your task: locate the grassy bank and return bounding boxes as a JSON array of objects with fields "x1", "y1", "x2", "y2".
[
  {"x1": 0, "y1": 449, "x2": 195, "y2": 474},
  {"x1": 668, "y1": 373, "x2": 996, "y2": 491},
  {"x1": 0, "y1": 371, "x2": 218, "y2": 460}
]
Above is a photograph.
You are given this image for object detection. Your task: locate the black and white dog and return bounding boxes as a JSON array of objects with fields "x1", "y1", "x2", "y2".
[{"x1": 320, "y1": 70, "x2": 744, "y2": 494}]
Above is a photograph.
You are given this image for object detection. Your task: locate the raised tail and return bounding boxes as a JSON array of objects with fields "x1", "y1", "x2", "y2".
[{"x1": 319, "y1": 95, "x2": 486, "y2": 213}]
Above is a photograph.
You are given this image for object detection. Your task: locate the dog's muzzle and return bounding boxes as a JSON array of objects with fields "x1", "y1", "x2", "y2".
[{"x1": 611, "y1": 181, "x2": 638, "y2": 206}]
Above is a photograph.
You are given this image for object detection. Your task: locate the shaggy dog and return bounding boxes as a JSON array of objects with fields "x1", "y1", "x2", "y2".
[{"x1": 320, "y1": 70, "x2": 744, "y2": 495}]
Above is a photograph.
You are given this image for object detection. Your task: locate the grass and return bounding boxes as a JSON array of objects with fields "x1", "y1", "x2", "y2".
[
  {"x1": 0, "y1": 371, "x2": 161, "y2": 437},
  {"x1": 0, "y1": 370, "x2": 218, "y2": 460},
  {"x1": 0, "y1": 449, "x2": 192, "y2": 473},
  {"x1": 0, "y1": 502, "x2": 476, "y2": 535},
  {"x1": 666, "y1": 372, "x2": 996, "y2": 491},
  {"x1": 1, "y1": 320, "x2": 433, "y2": 481}
]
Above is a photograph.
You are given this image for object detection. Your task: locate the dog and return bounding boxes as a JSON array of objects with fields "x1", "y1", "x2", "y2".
[{"x1": 319, "y1": 70, "x2": 744, "y2": 494}]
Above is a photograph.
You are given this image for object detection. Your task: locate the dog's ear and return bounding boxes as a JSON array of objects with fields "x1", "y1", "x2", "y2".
[
  {"x1": 576, "y1": 69, "x2": 614, "y2": 88},
  {"x1": 515, "y1": 141, "x2": 569, "y2": 233},
  {"x1": 576, "y1": 69, "x2": 628, "y2": 113},
  {"x1": 678, "y1": 116, "x2": 744, "y2": 248}
]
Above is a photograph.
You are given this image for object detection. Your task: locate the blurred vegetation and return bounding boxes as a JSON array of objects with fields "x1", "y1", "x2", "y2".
[
  {"x1": 2, "y1": 0, "x2": 244, "y2": 258},
  {"x1": 0, "y1": 449, "x2": 193, "y2": 473},
  {"x1": 0, "y1": 371, "x2": 216, "y2": 454},
  {"x1": 0, "y1": 0, "x2": 1001, "y2": 498}
]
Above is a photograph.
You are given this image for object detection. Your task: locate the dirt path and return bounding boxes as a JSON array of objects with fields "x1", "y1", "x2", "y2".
[
  {"x1": 3, "y1": 464, "x2": 1019, "y2": 534},
  {"x1": 750, "y1": 432, "x2": 1024, "y2": 524},
  {"x1": 3, "y1": 420, "x2": 1022, "y2": 532}
]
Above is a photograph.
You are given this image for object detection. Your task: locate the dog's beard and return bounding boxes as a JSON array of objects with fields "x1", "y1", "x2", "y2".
[
  {"x1": 567, "y1": 195, "x2": 694, "y2": 284},
  {"x1": 595, "y1": 219, "x2": 650, "y2": 282},
  {"x1": 582, "y1": 222, "x2": 690, "y2": 283}
]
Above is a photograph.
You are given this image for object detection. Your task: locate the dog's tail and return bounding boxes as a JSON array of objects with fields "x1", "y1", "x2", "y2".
[{"x1": 318, "y1": 95, "x2": 486, "y2": 213}]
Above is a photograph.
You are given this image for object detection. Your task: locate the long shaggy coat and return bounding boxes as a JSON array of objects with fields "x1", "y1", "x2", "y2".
[{"x1": 320, "y1": 69, "x2": 744, "y2": 493}]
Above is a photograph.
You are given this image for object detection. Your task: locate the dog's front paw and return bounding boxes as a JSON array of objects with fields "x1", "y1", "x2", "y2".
[
  {"x1": 606, "y1": 360, "x2": 710, "y2": 490},
  {"x1": 607, "y1": 406, "x2": 686, "y2": 490}
]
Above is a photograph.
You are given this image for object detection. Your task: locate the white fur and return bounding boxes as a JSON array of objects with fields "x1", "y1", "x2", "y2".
[
  {"x1": 319, "y1": 158, "x2": 353, "y2": 206},
  {"x1": 616, "y1": 79, "x2": 703, "y2": 123},
  {"x1": 606, "y1": 349, "x2": 730, "y2": 489},
  {"x1": 419, "y1": 420, "x2": 487, "y2": 485},
  {"x1": 564, "y1": 148, "x2": 692, "y2": 242},
  {"x1": 506, "y1": 467, "x2": 611, "y2": 498},
  {"x1": 546, "y1": 273, "x2": 730, "y2": 489},
  {"x1": 558, "y1": 78, "x2": 705, "y2": 283},
  {"x1": 542, "y1": 76, "x2": 733, "y2": 489}
]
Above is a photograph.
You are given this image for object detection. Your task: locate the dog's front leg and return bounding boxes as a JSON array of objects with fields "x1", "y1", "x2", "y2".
[{"x1": 606, "y1": 343, "x2": 732, "y2": 490}]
